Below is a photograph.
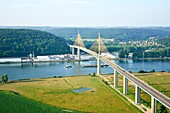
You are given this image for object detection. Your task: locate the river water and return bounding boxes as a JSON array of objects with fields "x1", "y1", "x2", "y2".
[{"x1": 0, "y1": 60, "x2": 170, "y2": 80}]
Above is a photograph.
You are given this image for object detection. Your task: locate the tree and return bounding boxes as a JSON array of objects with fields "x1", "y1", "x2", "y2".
[
  {"x1": 1, "y1": 74, "x2": 8, "y2": 83},
  {"x1": 118, "y1": 49, "x2": 126, "y2": 58},
  {"x1": 160, "y1": 105, "x2": 167, "y2": 113}
]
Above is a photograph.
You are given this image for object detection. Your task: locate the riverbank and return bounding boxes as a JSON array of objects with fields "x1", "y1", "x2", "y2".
[
  {"x1": 0, "y1": 59, "x2": 90, "y2": 64},
  {"x1": 111, "y1": 57, "x2": 170, "y2": 61},
  {"x1": 0, "y1": 57, "x2": 170, "y2": 64}
]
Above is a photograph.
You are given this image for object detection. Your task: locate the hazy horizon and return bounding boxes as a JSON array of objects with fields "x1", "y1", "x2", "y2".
[{"x1": 0, "y1": 25, "x2": 170, "y2": 28}]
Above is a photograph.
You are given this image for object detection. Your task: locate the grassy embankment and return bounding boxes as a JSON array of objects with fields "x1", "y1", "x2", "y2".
[
  {"x1": 103, "y1": 72, "x2": 170, "y2": 112},
  {"x1": 0, "y1": 76, "x2": 140, "y2": 113},
  {"x1": 0, "y1": 90, "x2": 83, "y2": 113}
]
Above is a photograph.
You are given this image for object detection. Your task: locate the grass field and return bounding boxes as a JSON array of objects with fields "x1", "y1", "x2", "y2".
[
  {"x1": 103, "y1": 72, "x2": 170, "y2": 112},
  {"x1": 0, "y1": 90, "x2": 83, "y2": 113},
  {"x1": 0, "y1": 76, "x2": 140, "y2": 113}
]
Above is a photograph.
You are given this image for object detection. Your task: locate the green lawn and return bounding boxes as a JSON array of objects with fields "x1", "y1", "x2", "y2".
[
  {"x1": 0, "y1": 76, "x2": 140, "y2": 113},
  {"x1": 0, "y1": 90, "x2": 83, "y2": 113}
]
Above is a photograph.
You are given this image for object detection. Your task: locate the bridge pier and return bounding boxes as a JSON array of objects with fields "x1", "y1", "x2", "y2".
[
  {"x1": 97, "y1": 58, "x2": 101, "y2": 75},
  {"x1": 114, "y1": 69, "x2": 118, "y2": 88},
  {"x1": 123, "y1": 76, "x2": 128, "y2": 95},
  {"x1": 77, "y1": 47, "x2": 80, "y2": 60},
  {"x1": 151, "y1": 96, "x2": 157, "y2": 113},
  {"x1": 135, "y1": 85, "x2": 140, "y2": 104},
  {"x1": 72, "y1": 47, "x2": 74, "y2": 56}
]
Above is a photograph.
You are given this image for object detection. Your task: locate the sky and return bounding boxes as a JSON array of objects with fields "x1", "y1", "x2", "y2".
[{"x1": 0, "y1": 0, "x2": 170, "y2": 27}]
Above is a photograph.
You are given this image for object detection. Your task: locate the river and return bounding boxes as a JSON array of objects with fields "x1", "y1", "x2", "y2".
[{"x1": 0, "y1": 60, "x2": 170, "y2": 80}]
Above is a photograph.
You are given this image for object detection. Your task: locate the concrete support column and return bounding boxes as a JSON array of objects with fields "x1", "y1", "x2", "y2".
[
  {"x1": 135, "y1": 85, "x2": 140, "y2": 104},
  {"x1": 151, "y1": 96, "x2": 157, "y2": 113},
  {"x1": 123, "y1": 76, "x2": 128, "y2": 95},
  {"x1": 97, "y1": 58, "x2": 101, "y2": 75},
  {"x1": 114, "y1": 69, "x2": 118, "y2": 88},
  {"x1": 72, "y1": 47, "x2": 74, "y2": 56},
  {"x1": 77, "y1": 47, "x2": 80, "y2": 60}
]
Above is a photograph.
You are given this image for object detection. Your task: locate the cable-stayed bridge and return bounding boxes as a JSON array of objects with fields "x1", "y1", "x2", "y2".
[{"x1": 69, "y1": 32, "x2": 170, "y2": 113}]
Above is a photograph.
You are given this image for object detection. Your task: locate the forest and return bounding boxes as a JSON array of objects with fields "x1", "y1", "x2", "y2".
[{"x1": 0, "y1": 29, "x2": 69, "y2": 57}]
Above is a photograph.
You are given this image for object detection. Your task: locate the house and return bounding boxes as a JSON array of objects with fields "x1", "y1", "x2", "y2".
[{"x1": 128, "y1": 53, "x2": 133, "y2": 58}]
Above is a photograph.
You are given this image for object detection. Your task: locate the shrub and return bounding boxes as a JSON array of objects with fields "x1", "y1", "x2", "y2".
[
  {"x1": 150, "y1": 69, "x2": 155, "y2": 72},
  {"x1": 89, "y1": 73, "x2": 96, "y2": 77},
  {"x1": 160, "y1": 105, "x2": 167, "y2": 113},
  {"x1": 102, "y1": 79, "x2": 109, "y2": 85},
  {"x1": 138, "y1": 70, "x2": 147, "y2": 73},
  {"x1": 129, "y1": 71, "x2": 132, "y2": 73},
  {"x1": 1, "y1": 74, "x2": 8, "y2": 83}
]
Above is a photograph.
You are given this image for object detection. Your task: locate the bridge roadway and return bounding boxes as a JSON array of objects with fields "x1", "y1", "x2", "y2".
[{"x1": 70, "y1": 45, "x2": 170, "y2": 109}]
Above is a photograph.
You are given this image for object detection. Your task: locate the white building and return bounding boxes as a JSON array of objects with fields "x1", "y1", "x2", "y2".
[
  {"x1": 101, "y1": 52, "x2": 119, "y2": 59},
  {"x1": 37, "y1": 56, "x2": 50, "y2": 61},
  {"x1": 0, "y1": 58, "x2": 21, "y2": 63},
  {"x1": 80, "y1": 55, "x2": 93, "y2": 60},
  {"x1": 128, "y1": 53, "x2": 133, "y2": 58}
]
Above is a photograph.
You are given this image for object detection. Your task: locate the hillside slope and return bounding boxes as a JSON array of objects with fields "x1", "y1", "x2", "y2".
[
  {"x1": 0, "y1": 90, "x2": 83, "y2": 113},
  {"x1": 36, "y1": 27, "x2": 170, "y2": 41},
  {"x1": 0, "y1": 29, "x2": 69, "y2": 57}
]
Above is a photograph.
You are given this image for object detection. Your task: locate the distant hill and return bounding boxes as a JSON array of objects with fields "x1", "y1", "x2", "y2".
[
  {"x1": 0, "y1": 29, "x2": 69, "y2": 57},
  {"x1": 1, "y1": 26, "x2": 170, "y2": 41},
  {"x1": 34, "y1": 27, "x2": 170, "y2": 41}
]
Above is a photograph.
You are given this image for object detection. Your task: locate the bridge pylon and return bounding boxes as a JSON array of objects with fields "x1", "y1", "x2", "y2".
[
  {"x1": 90, "y1": 33, "x2": 109, "y2": 75},
  {"x1": 90, "y1": 32, "x2": 108, "y2": 54},
  {"x1": 72, "y1": 31, "x2": 86, "y2": 60}
]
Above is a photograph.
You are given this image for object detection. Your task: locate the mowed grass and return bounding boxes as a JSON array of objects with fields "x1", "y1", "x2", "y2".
[
  {"x1": 0, "y1": 76, "x2": 139, "y2": 113},
  {"x1": 135, "y1": 72, "x2": 170, "y2": 98},
  {"x1": 135, "y1": 72, "x2": 170, "y2": 112},
  {"x1": 0, "y1": 90, "x2": 83, "y2": 113},
  {"x1": 103, "y1": 72, "x2": 170, "y2": 112}
]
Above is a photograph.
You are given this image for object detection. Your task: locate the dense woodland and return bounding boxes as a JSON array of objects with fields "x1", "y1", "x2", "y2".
[
  {"x1": 157, "y1": 36, "x2": 170, "y2": 47},
  {"x1": 0, "y1": 29, "x2": 69, "y2": 57}
]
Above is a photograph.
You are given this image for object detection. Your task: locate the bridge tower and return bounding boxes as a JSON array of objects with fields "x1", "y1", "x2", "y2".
[
  {"x1": 73, "y1": 31, "x2": 85, "y2": 60},
  {"x1": 90, "y1": 33, "x2": 108, "y2": 53},
  {"x1": 90, "y1": 33, "x2": 108, "y2": 75}
]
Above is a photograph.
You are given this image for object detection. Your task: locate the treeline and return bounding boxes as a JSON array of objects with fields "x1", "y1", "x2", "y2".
[
  {"x1": 133, "y1": 49, "x2": 169, "y2": 58},
  {"x1": 157, "y1": 36, "x2": 170, "y2": 47},
  {"x1": 106, "y1": 46, "x2": 170, "y2": 58},
  {"x1": 38, "y1": 27, "x2": 170, "y2": 41},
  {"x1": 0, "y1": 29, "x2": 69, "y2": 57}
]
